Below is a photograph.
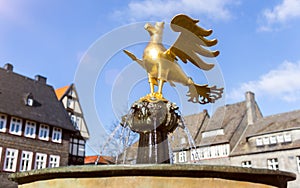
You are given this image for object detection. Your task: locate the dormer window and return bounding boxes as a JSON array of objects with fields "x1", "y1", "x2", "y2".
[
  {"x1": 27, "y1": 98, "x2": 33, "y2": 106},
  {"x1": 25, "y1": 93, "x2": 34, "y2": 106}
]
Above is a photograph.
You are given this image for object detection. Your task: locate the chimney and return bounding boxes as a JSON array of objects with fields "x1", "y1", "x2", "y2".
[
  {"x1": 35, "y1": 75, "x2": 47, "y2": 84},
  {"x1": 245, "y1": 91, "x2": 257, "y2": 125},
  {"x1": 4, "y1": 63, "x2": 13, "y2": 71}
]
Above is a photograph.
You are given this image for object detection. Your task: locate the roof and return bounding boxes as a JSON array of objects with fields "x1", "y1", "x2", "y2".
[
  {"x1": 247, "y1": 109, "x2": 300, "y2": 137},
  {"x1": 170, "y1": 111, "x2": 208, "y2": 150},
  {"x1": 84, "y1": 155, "x2": 115, "y2": 164},
  {"x1": 55, "y1": 85, "x2": 70, "y2": 100},
  {"x1": 231, "y1": 109, "x2": 300, "y2": 156},
  {"x1": 0, "y1": 66, "x2": 75, "y2": 131},
  {"x1": 55, "y1": 83, "x2": 90, "y2": 139},
  {"x1": 197, "y1": 102, "x2": 248, "y2": 146}
]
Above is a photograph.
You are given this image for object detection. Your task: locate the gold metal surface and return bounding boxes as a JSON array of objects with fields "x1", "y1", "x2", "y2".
[{"x1": 124, "y1": 14, "x2": 223, "y2": 104}]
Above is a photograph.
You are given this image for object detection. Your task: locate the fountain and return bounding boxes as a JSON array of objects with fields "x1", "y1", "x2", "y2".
[
  {"x1": 9, "y1": 14, "x2": 295, "y2": 188},
  {"x1": 122, "y1": 100, "x2": 180, "y2": 164}
]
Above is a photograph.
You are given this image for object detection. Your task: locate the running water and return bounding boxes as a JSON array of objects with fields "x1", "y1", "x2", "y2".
[
  {"x1": 168, "y1": 139, "x2": 174, "y2": 164},
  {"x1": 121, "y1": 127, "x2": 131, "y2": 164},
  {"x1": 153, "y1": 116, "x2": 158, "y2": 163},
  {"x1": 180, "y1": 117, "x2": 197, "y2": 150},
  {"x1": 96, "y1": 124, "x2": 122, "y2": 165},
  {"x1": 98, "y1": 103, "x2": 197, "y2": 165}
]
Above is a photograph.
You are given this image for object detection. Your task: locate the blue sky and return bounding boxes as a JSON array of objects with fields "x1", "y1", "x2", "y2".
[{"x1": 1, "y1": 0, "x2": 300, "y2": 155}]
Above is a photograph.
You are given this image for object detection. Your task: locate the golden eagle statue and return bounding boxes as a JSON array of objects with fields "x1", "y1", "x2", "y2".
[{"x1": 123, "y1": 14, "x2": 223, "y2": 104}]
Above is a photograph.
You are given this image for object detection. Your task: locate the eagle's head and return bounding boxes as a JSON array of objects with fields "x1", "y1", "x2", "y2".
[
  {"x1": 144, "y1": 22, "x2": 164, "y2": 36},
  {"x1": 144, "y1": 22, "x2": 164, "y2": 43}
]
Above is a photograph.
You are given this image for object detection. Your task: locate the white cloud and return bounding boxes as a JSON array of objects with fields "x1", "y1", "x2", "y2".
[
  {"x1": 112, "y1": 0, "x2": 237, "y2": 22},
  {"x1": 228, "y1": 60, "x2": 300, "y2": 102},
  {"x1": 258, "y1": 0, "x2": 300, "y2": 31}
]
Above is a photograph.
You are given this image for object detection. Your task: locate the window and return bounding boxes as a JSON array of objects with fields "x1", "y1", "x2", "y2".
[
  {"x1": 241, "y1": 161, "x2": 252, "y2": 168},
  {"x1": 0, "y1": 114, "x2": 7, "y2": 132},
  {"x1": 284, "y1": 133, "x2": 292, "y2": 142},
  {"x1": 202, "y1": 129, "x2": 224, "y2": 138},
  {"x1": 191, "y1": 149, "x2": 200, "y2": 161},
  {"x1": 0, "y1": 147, "x2": 2, "y2": 162},
  {"x1": 49, "y1": 155, "x2": 60, "y2": 168},
  {"x1": 3, "y1": 148, "x2": 18, "y2": 172},
  {"x1": 39, "y1": 124, "x2": 49, "y2": 141},
  {"x1": 20, "y1": 151, "x2": 33, "y2": 172},
  {"x1": 35, "y1": 153, "x2": 47, "y2": 169},
  {"x1": 70, "y1": 115, "x2": 80, "y2": 130},
  {"x1": 9, "y1": 117, "x2": 22, "y2": 135},
  {"x1": 172, "y1": 152, "x2": 177, "y2": 163},
  {"x1": 263, "y1": 137, "x2": 270, "y2": 145},
  {"x1": 297, "y1": 156, "x2": 300, "y2": 172},
  {"x1": 26, "y1": 98, "x2": 34, "y2": 106},
  {"x1": 25, "y1": 93, "x2": 34, "y2": 106},
  {"x1": 52, "y1": 127, "x2": 62, "y2": 143},
  {"x1": 220, "y1": 144, "x2": 230, "y2": 156},
  {"x1": 267, "y1": 158, "x2": 279, "y2": 170},
  {"x1": 256, "y1": 138, "x2": 263, "y2": 146},
  {"x1": 67, "y1": 97, "x2": 74, "y2": 108},
  {"x1": 24, "y1": 121, "x2": 36, "y2": 138},
  {"x1": 69, "y1": 138, "x2": 86, "y2": 157},
  {"x1": 78, "y1": 141, "x2": 85, "y2": 157},
  {"x1": 178, "y1": 151, "x2": 187, "y2": 163},
  {"x1": 270, "y1": 136, "x2": 277, "y2": 144},
  {"x1": 277, "y1": 135, "x2": 284, "y2": 143}
]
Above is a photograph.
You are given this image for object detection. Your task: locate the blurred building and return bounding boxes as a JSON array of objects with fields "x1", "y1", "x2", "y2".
[
  {"x1": 172, "y1": 91, "x2": 300, "y2": 188},
  {"x1": 55, "y1": 84, "x2": 90, "y2": 165},
  {"x1": 0, "y1": 64, "x2": 76, "y2": 187}
]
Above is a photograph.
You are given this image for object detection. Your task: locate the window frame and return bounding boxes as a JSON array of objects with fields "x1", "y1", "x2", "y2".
[
  {"x1": 0, "y1": 147, "x2": 2, "y2": 163},
  {"x1": 241, "y1": 161, "x2": 252, "y2": 168},
  {"x1": 296, "y1": 156, "x2": 300, "y2": 172},
  {"x1": 70, "y1": 114, "x2": 80, "y2": 130},
  {"x1": 277, "y1": 135, "x2": 284, "y2": 143},
  {"x1": 69, "y1": 138, "x2": 86, "y2": 157},
  {"x1": 9, "y1": 117, "x2": 22, "y2": 136},
  {"x1": 49, "y1": 155, "x2": 60, "y2": 168},
  {"x1": 3, "y1": 148, "x2": 19, "y2": 172},
  {"x1": 67, "y1": 97, "x2": 74, "y2": 109},
  {"x1": 267, "y1": 158, "x2": 279, "y2": 170},
  {"x1": 263, "y1": 137, "x2": 270, "y2": 145},
  {"x1": 0, "y1": 114, "x2": 7, "y2": 132},
  {"x1": 190, "y1": 149, "x2": 200, "y2": 161},
  {"x1": 24, "y1": 121, "x2": 36, "y2": 139},
  {"x1": 19, "y1": 151, "x2": 33, "y2": 172},
  {"x1": 284, "y1": 133, "x2": 292, "y2": 142},
  {"x1": 35, "y1": 153, "x2": 47, "y2": 169},
  {"x1": 269, "y1": 136, "x2": 277, "y2": 145},
  {"x1": 172, "y1": 152, "x2": 177, "y2": 163},
  {"x1": 38, "y1": 124, "x2": 49, "y2": 141},
  {"x1": 256, "y1": 138, "x2": 263, "y2": 146},
  {"x1": 52, "y1": 127, "x2": 62, "y2": 143},
  {"x1": 178, "y1": 151, "x2": 187, "y2": 163}
]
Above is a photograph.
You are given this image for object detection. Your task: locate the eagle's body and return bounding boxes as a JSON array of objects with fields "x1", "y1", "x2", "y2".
[
  {"x1": 123, "y1": 14, "x2": 223, "y2": 104},
  {"x1": 143, "y1": 41, "x2": 191, "y2": 86}
]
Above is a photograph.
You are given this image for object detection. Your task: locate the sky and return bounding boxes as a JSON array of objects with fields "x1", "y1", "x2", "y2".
[{"x1": 1, "y1": 0, "x2": 300, "y2": 155}]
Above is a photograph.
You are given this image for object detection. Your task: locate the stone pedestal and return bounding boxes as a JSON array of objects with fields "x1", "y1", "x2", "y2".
[
  {"x1": 9, "y1": 165, "x2": 296, "y2": 188},
  {"x1": 124, "y1": 100, "x2": 180, "y2": 164}
]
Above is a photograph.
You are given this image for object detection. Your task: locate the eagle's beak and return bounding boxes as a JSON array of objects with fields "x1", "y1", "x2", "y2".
[{"x1": 144, "y1": 23, "x2": 155, "y2": 35}]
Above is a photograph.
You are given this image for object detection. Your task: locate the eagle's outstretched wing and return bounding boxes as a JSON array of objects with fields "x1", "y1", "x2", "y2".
[{"x1": 165, "y1": 14, "x2": 219, "y2": 70}]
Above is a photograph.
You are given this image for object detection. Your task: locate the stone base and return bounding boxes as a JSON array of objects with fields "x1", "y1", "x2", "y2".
[
  {"x1": 9, "y1": 164, "x2": 296, "y2": 188},
  {"x1": 124, "y1": 100, "x2": 181, "y2": 164}
]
